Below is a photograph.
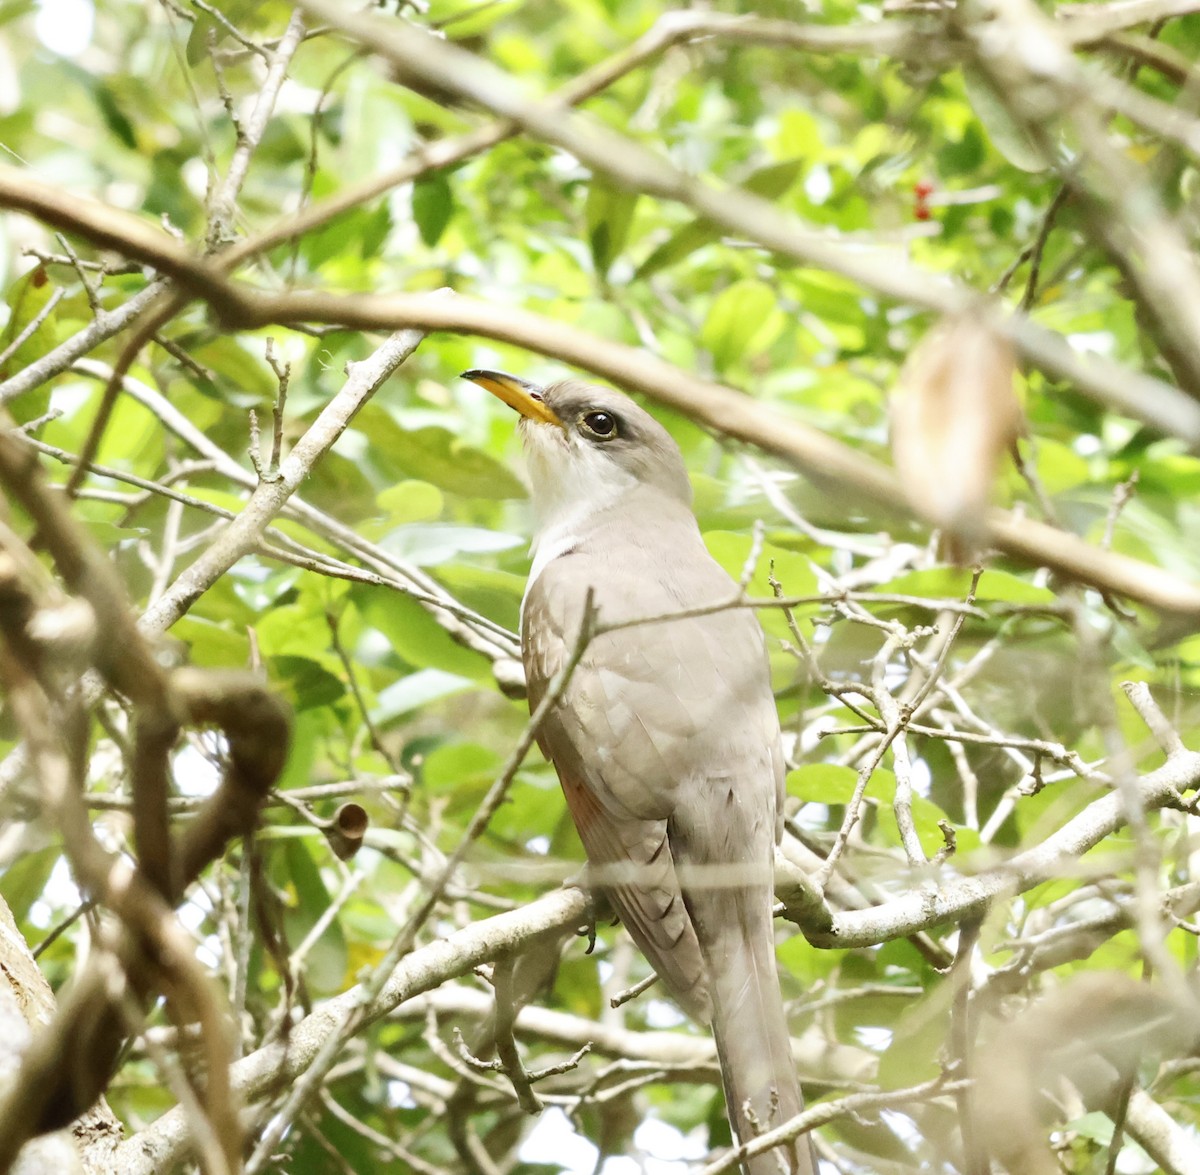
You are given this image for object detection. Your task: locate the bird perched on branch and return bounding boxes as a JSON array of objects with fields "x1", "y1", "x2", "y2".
[{"x1": 463, "y1": 369, "x2": 817, "y2": 1175}]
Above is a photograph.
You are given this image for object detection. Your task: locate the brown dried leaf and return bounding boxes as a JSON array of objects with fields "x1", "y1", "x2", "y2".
[{"x1": 891, "y1": 313, "x2": 1023, "y2": 562}]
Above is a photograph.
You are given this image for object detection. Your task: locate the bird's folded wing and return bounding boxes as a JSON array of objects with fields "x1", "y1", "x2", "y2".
[
  {"x1": 556, "y1": 765, "x2": 711, "y2": 1022},
  {"x1": 524, "y1": 573, "x2": 712, "y2": 1020}
]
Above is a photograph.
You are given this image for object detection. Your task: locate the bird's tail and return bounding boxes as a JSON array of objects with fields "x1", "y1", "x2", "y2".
[{"x1": 704, "y1": 893, "x2": 818, "y2": 1175}]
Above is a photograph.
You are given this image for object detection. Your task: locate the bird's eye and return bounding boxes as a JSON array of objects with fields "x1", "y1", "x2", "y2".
[{"x1": 582, "y1": 411, "x2": 618, "y2": 439}]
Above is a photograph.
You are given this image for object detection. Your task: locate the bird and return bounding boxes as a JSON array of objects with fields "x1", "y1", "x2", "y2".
[{"x1": 462, "y1": 369, "x2": 817, "y2": 1175}]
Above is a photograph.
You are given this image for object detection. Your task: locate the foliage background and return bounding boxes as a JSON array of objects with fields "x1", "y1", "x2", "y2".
[{"x1": 3, "y1": 0, "x2": 1200, "y2": 1172}]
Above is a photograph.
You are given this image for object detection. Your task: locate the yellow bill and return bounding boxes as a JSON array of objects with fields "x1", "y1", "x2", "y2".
[{"x1": 461, "y1": 369, "x2": 562, "y2": 427}]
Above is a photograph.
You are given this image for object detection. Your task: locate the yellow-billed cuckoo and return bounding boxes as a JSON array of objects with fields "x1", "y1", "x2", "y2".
[{"x1": 463, "y1": 370, "x2": 817, "y2": 1175}]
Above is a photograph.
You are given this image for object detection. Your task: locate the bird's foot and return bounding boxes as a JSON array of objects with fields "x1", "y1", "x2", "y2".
[{"x1": 562, "y1": 867, "x2": 612, "y2": 955}]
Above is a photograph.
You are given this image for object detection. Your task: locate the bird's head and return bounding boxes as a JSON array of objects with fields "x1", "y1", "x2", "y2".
[{"x1": 462, "y1": 370, "x2": 692, "y2": 530}]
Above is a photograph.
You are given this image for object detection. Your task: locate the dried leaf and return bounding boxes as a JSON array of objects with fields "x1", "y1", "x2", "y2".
[{"x1": 890, "y1": 313, "x2": 1023, "y2": 561}]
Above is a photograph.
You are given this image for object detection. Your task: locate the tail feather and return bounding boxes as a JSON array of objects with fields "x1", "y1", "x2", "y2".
[{"x1": 707, "y1": 908, "x2": 818, "y2": 1175}]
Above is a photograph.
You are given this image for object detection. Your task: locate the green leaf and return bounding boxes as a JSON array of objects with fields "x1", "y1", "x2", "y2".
[
  {"x1": 273, "y1": 655, "x2": 346, "y2": 712},
  {"x1": 0, "y1": 267, "x2": 59, "y2": 402},
  {"x1": 0, "y1": 845, "x2": 60, "y2": 924},
  {"x1": 381, "y1": 523, "x2": 522, "y2": 566},
  {"x1": 422, "y1": 741, "x2": 502, "y2": 796},
  {"x1": 95, "y1": 82, "x2": 137, "y2": 148},
  {"x1": 586, "y1": 178, "x2": 638, "y2": 276},
  {"x1": 255, "y1": 604, "x2": 332, "y2": 661},
  {"x1": 877, "y1": 987, "x2": 951, "y2": 1088},
  {"x1": 229, "y1": 565, "x2": 302, "y2": 611},
  {"x1": 789, "y1": 764, "x2": 858, "y2": 804},
  {"x1": 877, "y1": 567, "x2": 1056, "y2": 605},
  {"x1": 436, "y1": 562, "x2": 525, "y2": 633},
  {"x1": 635, "y1": 219, "x2": 718, "y2": 282},
  {"x1": 743, "y1": 158, "x2": 807, "y2": 201},
  {"x1": 376, "y1": 480, "x2": 444, "y2": 525},
  {"x1": 937, "y1": 122, "x2": 985, "y2": 176},
  {"x1": 1066, "y1": 1112, "x2": 1115, "y2": 1145},
  {"x1": 274, "y1": 709, "x2": 323, "y2": 794},
  {"x1": 703, "y1": 531, "x2": 819, "y2": 598},
  {"x1": 359, "y1": 199, "x2": 393, "y2": 259},
  {"x1": 371, "y1": 668, "x2": 474, "y2": 723},
  {"x1": 172, "y1": 616, "x2": 251, "y2": 668},
  {"x1": 700, "y1": 280, "x2": 784, "y2": 371},
  {"x1": 791, "y1": 271, "x2": 869, "y2": 325},
  {"x1": 187, "y1": 335, "x2": 277, "y2": 404},
  {"x1": 186, "y1": 14, "x2": 215, "y2": 63},
  {"x1": 426, "y1": 0, "x2": 521, "y2": 36},
  {"x1": 186, "y1": 0, "x2": 266, "y2": 62},
  {"x1": 702, "y1": 531, "x2": 819, "y2": 649},
  {"x1": 413, "y1": 174, "x2": 454, "y2": 247}
]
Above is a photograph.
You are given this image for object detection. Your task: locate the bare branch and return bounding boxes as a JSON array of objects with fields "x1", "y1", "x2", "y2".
[{"x1": 806, "y1": 746, "x2": 1200, "y2": 948}]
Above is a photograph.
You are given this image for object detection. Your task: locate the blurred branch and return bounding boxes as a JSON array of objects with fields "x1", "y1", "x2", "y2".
[
  {"x1": 242, "y1": 289, "x2": 1200, "y2": 619},
  {"x1": 290, "y1": 0, "x2": 1200, "y2": 439},
  {"x1": 0, "y1": 329, "x2": 452, "y2": 823},
  {"x1": 11, "y1": 424, "x2": 520, "y2": 670},
  {"x1": 0, "y1": 271, "x2": 163, "y2": 403},
  {"x1": 3, "y1": 100, "x2": 1200, "y2": 453},
  {"x1": 391, "y1": 984, "x2": 876, "y2": 1085},
  {"x1": 0, "y1": 421, "x2": 291, "y2": 1160},
  {"x1": 1126, "y1": 1087, "x2": 1200, "y2": 1173},
  {"x1": 2, "y1": 159, "x2": 1199, "y2": 619},
  {"x1": 206, "y1": 10, "x2": 306, "y2": 249},
  {"x1": 485, "y1": 957, "x2": 543, "y2": 1111},
  {"x1": 1121, "y1": 680, "x2": 1186, "y2": 758},
  {"x1": 66, "y1": 357, "x2": 517, "y2": 664},
  {"x1": 703, "y1": 1075, "x2": 965, "y2": 1175},
  {"x1": 0, "y1": 593, "x2": 238, "y2": 1171},
  {"x1": 0, "y1": 285, "x2": 64, "y2": 372},
  {"x1": 0, "y1": 895, "x2": 121, "y2": 1175},
  {"x1": 1057, "y1": 0, "x2": 1200, "y2": 39},
  {"x1": 219, "y1": 9, "x2": 918, "y2": 267},
  {"x1": 957, "y1": 0, "x2": 1200, "y2": 398},
  {"x1": 242, "y1": 595, "x2": 599, "y2": 1173},
  {"x1": 1088, "y1": 31, "x2": 1197, "y2": 82}
]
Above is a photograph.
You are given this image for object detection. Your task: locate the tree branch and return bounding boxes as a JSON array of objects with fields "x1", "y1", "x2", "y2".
[{"x1": 806, "y1": 746, "x2": 1200, "y2": 948}]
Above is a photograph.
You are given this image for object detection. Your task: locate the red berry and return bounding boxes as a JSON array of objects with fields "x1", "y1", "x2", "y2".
[
  {"x1": 913, "y1": 180, "x2": 935, "y2": 198},
  {"x1": 914, "y1": 206, "x2": 932, "y2": 221}
]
